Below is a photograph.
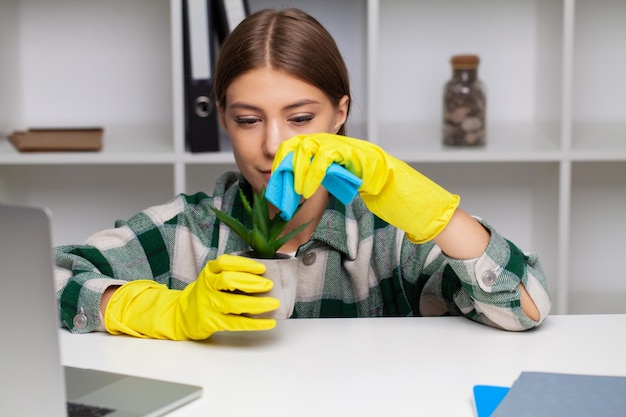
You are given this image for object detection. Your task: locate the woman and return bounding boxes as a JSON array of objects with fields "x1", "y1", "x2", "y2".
[{"x1": 55, "y1": 8, "x2": 550, "y2": 340}]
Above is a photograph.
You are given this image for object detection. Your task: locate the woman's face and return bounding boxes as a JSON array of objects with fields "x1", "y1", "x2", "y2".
[{"x1": 219, "y1": 67, "x2": 349, "y2": 195}]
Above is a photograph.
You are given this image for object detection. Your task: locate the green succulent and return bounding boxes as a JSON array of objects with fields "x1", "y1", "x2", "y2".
[{"x1": 210, "y1": 186, "x2": 311, "y2": 259}]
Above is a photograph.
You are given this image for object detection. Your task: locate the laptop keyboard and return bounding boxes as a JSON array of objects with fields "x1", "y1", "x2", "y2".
[{"x1": 67, "y1": 401, "x2": 115, "y2": 417}]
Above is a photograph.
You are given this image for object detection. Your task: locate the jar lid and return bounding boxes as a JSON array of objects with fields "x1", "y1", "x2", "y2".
[{"x1": 451, "y1": 54, "x2": 480, "y2": 69}]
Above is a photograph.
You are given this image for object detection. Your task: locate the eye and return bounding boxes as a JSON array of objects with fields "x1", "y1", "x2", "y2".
[
  {"x1": 234, "y1": 116, "x2": 260, "y2": 127},
  {"x1": 289, "y1": 114, "x2": 314, "y2": 125}
]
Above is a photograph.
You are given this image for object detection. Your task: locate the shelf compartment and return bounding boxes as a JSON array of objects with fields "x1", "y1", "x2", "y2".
[
  {"x1": 6, "y1": 0, "x2": 174, "y2": 151},
  {"x1": 376, "y1": 0, "x2": 565, "y2": 148},
  {"x1": 572, "y1": 0, "x2": 626, "y2": 146},
  {"x1": 0, "y1": 164, "x2": 176, "y2": 246},
  {"x1": 569, "y1": 161, "x2": 626, "y2": 314}
]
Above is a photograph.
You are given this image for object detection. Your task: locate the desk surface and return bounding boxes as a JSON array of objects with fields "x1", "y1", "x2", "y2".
[{"x1": 60, "y1": 314, "x2": 626, "y2": 417}]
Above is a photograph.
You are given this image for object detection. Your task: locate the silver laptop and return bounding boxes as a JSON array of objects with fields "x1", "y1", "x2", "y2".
[{"x1": 0, "y1": 203, "x2": 202, "y2": 417}]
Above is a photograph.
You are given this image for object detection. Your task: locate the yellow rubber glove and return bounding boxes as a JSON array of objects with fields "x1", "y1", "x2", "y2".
[
  {"x1": 104, "y1": 254, "x2": 280, "y2": 340},
  {"x1": 272, "y1": 133, "x2": 460, "y2": 244}
]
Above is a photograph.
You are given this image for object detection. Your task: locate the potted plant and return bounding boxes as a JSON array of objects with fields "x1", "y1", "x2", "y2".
[{"x1": 210, "y1": 186, "x2": 311, "y2": 318}]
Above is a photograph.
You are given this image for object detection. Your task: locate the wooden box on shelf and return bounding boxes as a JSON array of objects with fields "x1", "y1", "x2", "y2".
[{"x1": 8, "y1": 127, "x2": 103, "y2": 152}]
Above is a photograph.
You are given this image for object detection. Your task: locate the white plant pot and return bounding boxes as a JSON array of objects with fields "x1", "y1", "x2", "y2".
[{"x1": 234, "y1": 251, "x2": 298, "y2": 319}]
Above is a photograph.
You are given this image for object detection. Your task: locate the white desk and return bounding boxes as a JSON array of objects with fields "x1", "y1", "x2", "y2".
[{"x1": 60, "y1": 315, "x2": 626, "y2": 417}]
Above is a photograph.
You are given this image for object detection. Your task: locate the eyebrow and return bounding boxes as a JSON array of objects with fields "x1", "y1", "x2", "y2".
[{"x1": 228, "y1": 99, "x2": 321, "y2": 112}]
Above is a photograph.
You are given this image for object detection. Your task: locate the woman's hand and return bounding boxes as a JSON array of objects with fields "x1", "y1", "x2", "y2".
[
  {"x1": 273, "y1": 133, "x2": 460, "y2": 243},
  {"x1": 104, "y1": 254, "x2": 280, "y2": 340}
]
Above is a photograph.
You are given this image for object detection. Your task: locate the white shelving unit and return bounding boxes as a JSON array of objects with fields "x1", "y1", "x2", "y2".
[{"x1": 1, "y1": 0, "x2": 624, "y2": 315}]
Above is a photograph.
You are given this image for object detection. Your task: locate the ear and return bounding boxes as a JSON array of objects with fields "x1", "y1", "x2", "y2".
[{"x1": 332, "y1": 95, "x2": 350, "y2": 134}]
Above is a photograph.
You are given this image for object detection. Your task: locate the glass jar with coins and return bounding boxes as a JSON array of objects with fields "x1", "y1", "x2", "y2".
[{"x1": 442, "y1": 54, "x2": 486, "y2": 146}]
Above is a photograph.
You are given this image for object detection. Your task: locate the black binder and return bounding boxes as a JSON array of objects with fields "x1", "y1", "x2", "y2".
[
  {"x1": 182, "y1": 0, "x2": 219, "y2": 152},
  {"x1": 213, "y1": 0, "x2": 250, "y2": 45}
]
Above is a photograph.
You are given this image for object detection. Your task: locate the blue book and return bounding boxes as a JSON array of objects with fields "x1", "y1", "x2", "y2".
[
  {"x1": 474, "y1": 385, "x2": 510, "y2": 417},
  {"x1": 477, "y1": 372, "x2": 626, "y2": 417}
]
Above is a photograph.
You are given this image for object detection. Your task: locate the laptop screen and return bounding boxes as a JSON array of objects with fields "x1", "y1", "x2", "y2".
[
  {"x1": 0, "y1": 204, "x2": 202, "y2": 417},
  {"x1": 0, "y1": 204, "x2": 68, "y2": 416}
]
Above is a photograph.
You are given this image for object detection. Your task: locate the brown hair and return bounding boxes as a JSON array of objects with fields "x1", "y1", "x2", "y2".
[{"x1": 213, "y1": 8, "x2": 351, "y2": 135}]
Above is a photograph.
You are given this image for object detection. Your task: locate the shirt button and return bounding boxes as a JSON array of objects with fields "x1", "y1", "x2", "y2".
[
  {"x1": 303, "y1": 251, "x2": 317, "y2": 266},
  {"x1": 481, "y1": 270, "x2": 497, "y2": 287},
  {"x1": 73, "y1": 308, "x2": 88, "y2": 330}
]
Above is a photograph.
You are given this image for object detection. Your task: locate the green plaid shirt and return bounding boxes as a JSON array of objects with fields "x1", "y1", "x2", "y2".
[{"x1": 54, "y1": 172, "x2": 551, "y2": 334}]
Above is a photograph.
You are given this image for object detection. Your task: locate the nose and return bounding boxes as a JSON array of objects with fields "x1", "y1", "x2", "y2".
[{"x1": 262, "y1": 120, "x2": 285, "y2": 157}]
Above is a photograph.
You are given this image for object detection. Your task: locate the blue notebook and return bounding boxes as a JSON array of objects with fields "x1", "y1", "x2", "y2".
[
  {"x1": 475, "y1": 372, "x2": 626, "y2": 417},
  {"x1": 473, "y1": 385, "x2": 510, "y2": 417}
]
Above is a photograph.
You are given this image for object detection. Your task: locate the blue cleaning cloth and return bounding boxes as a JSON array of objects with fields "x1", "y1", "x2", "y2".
[{"x1": 266, "y1": 151, "x2": 362, "y2": 220}]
